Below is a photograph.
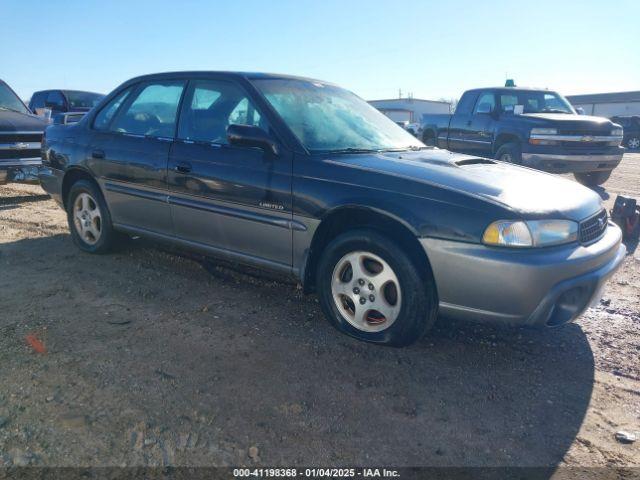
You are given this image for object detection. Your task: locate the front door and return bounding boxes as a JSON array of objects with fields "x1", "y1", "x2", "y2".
[
  {"x1": 466, "y1": 91, "x2": 496, "y2": 156},
  {"x1": 167, "y1": 78, "x2": 293, "y2": 270},
  {"x1": 87, "y1": 80, "x2": 186, "y2": 234}
]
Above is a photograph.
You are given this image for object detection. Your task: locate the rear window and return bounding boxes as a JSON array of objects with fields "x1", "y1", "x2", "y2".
[
  {"x1": 93, "y1": 87, "x2": 133, "y2": 131},
  {"x1": 64, "y1": 91, "x2": 104, "y2": 109}
]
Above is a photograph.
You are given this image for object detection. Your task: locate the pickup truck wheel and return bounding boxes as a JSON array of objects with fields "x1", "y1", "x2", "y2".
[
  {"x1": 627, "y1": 137, "x2": 640, "y2": 149},
  {"x1": 495, "y1": 142, "x2": 522, "y2": 164},
  {"x1": 316, "y1": 229, "x2": 438, "y2": 347},
  {"x1": 67, "y1": 180, "x2": 117, "y2": 254},
  {"x1": 422, "y1": 132, "x2": 436, "y2": 146},
  {"x1": 574, "y1": 170, "x2": 612, "y2": 187}
]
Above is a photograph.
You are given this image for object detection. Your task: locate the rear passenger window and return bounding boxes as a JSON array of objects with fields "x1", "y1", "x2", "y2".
[
  {"x1": 178, "y1": 80, "x2": 266, "y2": 144},
  {"x1": 110, "y1": 81, "x2": 185, "y2": 137},
  {"x1": 93, "y1": 87, "x2": 133, "y2": 131}
]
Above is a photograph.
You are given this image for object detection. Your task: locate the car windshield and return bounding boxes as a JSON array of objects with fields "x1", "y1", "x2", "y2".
[
  {"x1": 499, "y1": 91, "x2": 575, "y2": 115},
  {"x1": 64, "y1": 91, "x2": 104, "y2": 109},
  {"x1": 0, "y1": 82, "x2": 29, "y2": 114},
  {"x1": 252, "y1": 78, "x2": 425, "y2": 153}
]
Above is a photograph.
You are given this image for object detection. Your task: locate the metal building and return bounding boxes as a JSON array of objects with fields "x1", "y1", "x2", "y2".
[
  {"x1": 566, "y1": 91, "x2": 640, "y2": 117},
  {"x1": 368, "y1": 98, "x2": 451, "y2": 123}
]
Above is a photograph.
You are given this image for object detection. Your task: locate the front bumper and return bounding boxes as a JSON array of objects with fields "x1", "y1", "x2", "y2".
[
  {"x1": 0, "y1": 158, "x2": 42, "y2": 184},
  {"x1": 521, "y1": 151, "x2": 623, "y2": 173},
  {"x1": 421, "y1": 223, "x2": 626, "y2": 327}
]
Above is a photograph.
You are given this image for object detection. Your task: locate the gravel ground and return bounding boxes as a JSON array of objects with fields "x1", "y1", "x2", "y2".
[{"x1": 0, "y1": 154, "x2": 638, "y2": 471}]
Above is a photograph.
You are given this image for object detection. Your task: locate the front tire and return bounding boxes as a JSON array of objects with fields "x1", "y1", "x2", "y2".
[
  {"x1": 67, "y1": 179, "x2": 117, "y2": 254},
  {"x1": 495, "y1": 142, "x2": 522, "y2": 164},
  {"x1": 627, "y1": 136, "x2": 640, "y2": 150},
  {"x1": 316, "y1": 229, "x2": 438, "y2": 347},
  {"x1": 574, "y1": 170, "x2": 612, "y2": 187},
  {"x1": 422, "y1": 131, "x2": 436, "y2": 146}
]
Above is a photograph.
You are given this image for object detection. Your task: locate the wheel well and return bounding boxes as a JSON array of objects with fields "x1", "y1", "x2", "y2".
[
  {"x1": 61, "y1": 168, "x2": 98, "y2": 209},
  {"x1": 493, "y1": 134, "x2": 519, "y2": 154},
  {"x1": 422, "y1": 129, "x2": 436, "y2": 142},
  {"x1": 302, "y1": 207, "x2": 433, "y2": 293}
]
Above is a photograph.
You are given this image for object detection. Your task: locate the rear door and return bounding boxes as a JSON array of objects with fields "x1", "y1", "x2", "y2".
[
  {"x1": 167, "y1": 78, "x2": 293, "y2": 270},
  {"x1": 87, "y1": 80, "x2": 186, "y2": 235}
]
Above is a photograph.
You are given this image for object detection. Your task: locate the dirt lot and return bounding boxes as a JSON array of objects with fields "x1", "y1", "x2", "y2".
[{"x1": 0, "y1": 154, "x2": 638, "y2": 472}]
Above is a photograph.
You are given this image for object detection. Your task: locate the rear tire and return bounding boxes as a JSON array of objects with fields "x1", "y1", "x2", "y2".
[
  {"x1": 574, "y1": 170, "x2": 612, "y2": 187},
  {"x1": 67, "y1": 179, "x2": 118, "y2": 254},
  {"x1": 316, "y1": 229, "x2": 438, "y2": 347},
  {"x1": 495, "y1": 142, "x2": 522, "y2": 164}
]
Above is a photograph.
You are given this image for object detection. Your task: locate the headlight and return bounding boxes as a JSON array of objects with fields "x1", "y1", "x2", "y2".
[
  {"x1": 482, "y1": 221, "x2": 533, "y2": 247},
  {"x1": 611, "y1": 128, "x2": 624, "y2": 136},
  {"x1": 483, "y1": 219, "x2": 578, "y2": 247},
  {"x1": 530, "y1": 128, "x2": 557, "y2": 136},
  {"x1": 527, "y1": 220, "x2": 578, "y2": 247}
]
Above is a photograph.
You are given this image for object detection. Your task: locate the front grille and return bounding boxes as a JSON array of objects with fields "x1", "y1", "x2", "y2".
[
  {"x1": 558, "y1": 129, "x2": 610, "y2": 136},
  {"x1": 0, "y1": 149, "x2": 41, "y2": 160},
  {"x1": 579, "y1": 209, "x2": 608, "y2": 244},
  {"x1": 560, "y1": 141, "x2": 609, "y2": 148},
  {"x1": 0, "y1": 132, "x2": 43, "y2": 143},
  {"x1": 0, "y1": 132, "x2": 43, "y2": 162}
]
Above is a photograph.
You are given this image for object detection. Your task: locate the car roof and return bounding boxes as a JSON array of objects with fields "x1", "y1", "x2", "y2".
[
  {"x1": 464, "y1": 87, "x2": 557, "y2": 94},
  {"x1": 33, "y1": 89, "x2": 104, "y2": 96},
  {"x1": 121, "y1": 70, "x2": 337, "y2": 86}
]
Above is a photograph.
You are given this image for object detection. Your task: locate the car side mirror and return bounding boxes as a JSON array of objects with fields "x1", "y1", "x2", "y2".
[
  {"x1": 227, "y1": 124, "x2": 279, "y2": 156},
  {"x1": 476, "y1": 103, "x2": 495, "y2": 116},
  {"x1": 575, "y1": 107, "x2": 585, "y2": 115}
]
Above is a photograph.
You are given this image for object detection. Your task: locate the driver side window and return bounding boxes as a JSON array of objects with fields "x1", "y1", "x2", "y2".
[
  {"x1": 110, "y1": 81, "x2": 185, "y2": 138},
  {"x1": 473, "y1": 92, "x2": 495, "y2": 114},
  {"x1": 177, "y1": 80, "x2": 266, "y2": 145}
]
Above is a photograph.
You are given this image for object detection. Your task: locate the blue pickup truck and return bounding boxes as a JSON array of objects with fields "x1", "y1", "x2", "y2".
[{"x1": 421, "y1": 86, "x2": 624, "y2": 186}]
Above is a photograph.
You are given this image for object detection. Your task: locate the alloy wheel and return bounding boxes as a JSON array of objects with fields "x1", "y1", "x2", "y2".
[
  {"x1": 331, "y1": 251, "x2": 402, "y2": 332},
  {"x1": 628, "y1": 137, "x2": 640, "y2": 149},
  {"x1": 73, "y1": 193, "x2": 102, "y2": 245}
]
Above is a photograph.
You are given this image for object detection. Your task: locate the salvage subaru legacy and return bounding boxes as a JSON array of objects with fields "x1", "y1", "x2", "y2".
[{"x1": 39, "y1": 72, "x2": 626, "y2": 346}]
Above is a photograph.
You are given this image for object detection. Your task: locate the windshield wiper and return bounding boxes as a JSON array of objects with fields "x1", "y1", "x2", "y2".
[
  {"x1": 407, "y1": 145, "x2": 431, "y2": 151},
  {"x1": 323, "y1": 147, "x2": 382, "y2": 154}
]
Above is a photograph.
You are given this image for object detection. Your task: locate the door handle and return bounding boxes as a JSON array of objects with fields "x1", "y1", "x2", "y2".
[
  {"x1": 466, "y1": 120, "x2": 472, "y2": 126},
  {"x1": 174, "y1": 161, "x2": 192, "y2": 174},
  {"x1": 91, "y1": 149, "x2": 105, "y2": 159}
]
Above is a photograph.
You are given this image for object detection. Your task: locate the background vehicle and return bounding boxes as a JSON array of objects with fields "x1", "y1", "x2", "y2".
[
  {"x1": 395, "y1": 120, "x2": 422, "y2": 137},
  {"x1": 29, "y1": 89, "x2": 104, "y2": 115},
  {"x1": 39, "y1": 72, "x2": 624, "y2": 347},
  {"x1": 0, "y1": 79, "x2": 47, "y2": 184},
  {"x1": 610, "y1": 115, "x2": 640, "y2": 150},
  {"x1": 421, "y1": 87, "x2": 624, "y2": 186}
]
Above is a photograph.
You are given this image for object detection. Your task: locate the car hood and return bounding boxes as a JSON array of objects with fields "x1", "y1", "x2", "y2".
[
  {"x1": 328, "y1": 149, "x2": 603, "y2": 222},
  {"x1": 0, "y1": 110, "x2": 48, "y2": 132},
  {"x1": 520, "y1": 113, "x2": 615, "y2": 131}
]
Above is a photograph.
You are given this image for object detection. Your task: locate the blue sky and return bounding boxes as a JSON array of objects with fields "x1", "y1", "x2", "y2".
[{"x1": 3, "y1": 0, "x2": 639, "y2": 101}]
